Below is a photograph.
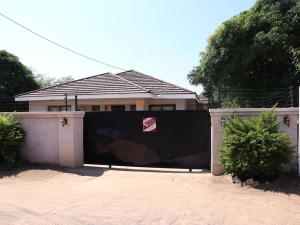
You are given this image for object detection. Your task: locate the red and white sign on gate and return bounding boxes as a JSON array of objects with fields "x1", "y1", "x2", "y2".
[{"x1": 143, "y1": 117, "x2": 157, "y2": 132}]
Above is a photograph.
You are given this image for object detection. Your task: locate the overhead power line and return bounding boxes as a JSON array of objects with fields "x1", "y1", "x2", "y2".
[{"x1": 0, "y1": 12, "x2": 127, "y2": 71}]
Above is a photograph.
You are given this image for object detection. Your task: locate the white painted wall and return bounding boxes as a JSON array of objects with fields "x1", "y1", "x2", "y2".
[
  {"x1": 29, "y1": 101, "x2": 48, "y2": 111},
  {"x1": 8, "y1": 112, "x2": 85, "y2": 167}
]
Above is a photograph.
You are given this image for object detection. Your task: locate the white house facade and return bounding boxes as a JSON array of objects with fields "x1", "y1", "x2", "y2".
[{"x1": 15, "y1": 70, "x2": 207, "y2": 112}]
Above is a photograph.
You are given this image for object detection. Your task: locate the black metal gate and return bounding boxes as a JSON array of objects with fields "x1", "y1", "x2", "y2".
[{"x1": 84, "y1": 110, "x2": 210, "y2": 169}]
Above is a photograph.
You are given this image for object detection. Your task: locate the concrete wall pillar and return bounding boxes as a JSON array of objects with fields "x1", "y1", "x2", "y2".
[
  {"x1": 136, "y1": 100, "x2": 146, "y2": 111},
  {"x1": 58, "y1": 112, "x2": 84, "y2": 167},
  {"x1": 210, "y1": 114, "x2": 225, "y2": 175},
  {"x1": 100, "y1": 105, "x2": 105, "y2": 111}
]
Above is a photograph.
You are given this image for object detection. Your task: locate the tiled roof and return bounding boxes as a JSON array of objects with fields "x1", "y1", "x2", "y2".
[
  {"x1": 16, "y1": 70, "x2": 196, "y2": 98},
  {"x1": 117, "y1": 70, "x2": 194, "y2": 95}
]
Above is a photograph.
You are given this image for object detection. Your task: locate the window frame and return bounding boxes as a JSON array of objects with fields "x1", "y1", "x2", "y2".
[
  {"x1": 110, "y1": 105, "x2": 126, "y2": 111},
  {"x1": 149, "y1": 104, "x2": 176, "y2": 111},
  {"x1": 48, "y1": 105, "x2": 71, "y2": 112}
]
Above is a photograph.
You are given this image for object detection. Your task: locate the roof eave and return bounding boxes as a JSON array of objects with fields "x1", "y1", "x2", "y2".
[
  {"x1": 15, "y1": 93, "x2": 200, "y2": 102},
  {"x1": 157, "y1": 93, "x2": 198, "y2": 100},
  {"x1": 15, "y1": 93, "x2": 155, "y2": 101}
]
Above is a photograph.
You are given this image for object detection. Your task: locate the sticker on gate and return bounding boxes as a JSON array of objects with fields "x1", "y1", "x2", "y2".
[{"x1": 143, "y1": 117, "x2": 157, "y2": 132}]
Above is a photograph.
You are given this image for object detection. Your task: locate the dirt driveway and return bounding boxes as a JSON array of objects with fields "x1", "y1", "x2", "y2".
[{"x1": 0, "y1": 165, "x2": 300, "y2": 225}]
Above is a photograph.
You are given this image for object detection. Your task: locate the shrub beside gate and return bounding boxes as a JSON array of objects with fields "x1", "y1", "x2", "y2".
[
  {"x1": 0, "y1": 114, "x2": 25, "y2": 169},
  {"x1": 219, "y1": 109, "x2": 293, "y2": 182}
]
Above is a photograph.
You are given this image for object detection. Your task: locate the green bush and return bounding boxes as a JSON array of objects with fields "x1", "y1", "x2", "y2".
[
  {"x1": 219, "y1": 109, "x2": 293, "y2": 181},
  {"x1": 0, "y1": 114, "x2": 25, "y2": 169}
]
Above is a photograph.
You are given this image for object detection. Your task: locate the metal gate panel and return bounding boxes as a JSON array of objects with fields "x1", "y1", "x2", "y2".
[{"x1": 84, "y1": 110, "x2": 210, "y2": 169}]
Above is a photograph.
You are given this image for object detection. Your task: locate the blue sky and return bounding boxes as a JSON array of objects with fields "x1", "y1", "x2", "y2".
[{"x1": 0, "y1": 0, "x2": 255, "y2": 93}]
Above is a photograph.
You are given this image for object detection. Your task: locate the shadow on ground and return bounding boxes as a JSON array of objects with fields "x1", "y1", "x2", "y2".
[
  {"x1": 84, "y1": 164, "x2": 210, "y2": 174},
  {"x1": 0, "y1": 163, "x2": 209, "y2": 179},
  {"x1": 255, "y1": 175, "x2": 300, "y2": 196},
  {"x1": 107, "y1": 167, "x2": 209, "y2": 174},
  {"x1": 0, "y1": 164, "x2": 108, "y2": 178}
]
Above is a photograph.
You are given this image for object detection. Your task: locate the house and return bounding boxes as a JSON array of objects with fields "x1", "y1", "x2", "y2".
[{"x1": 15, "y1": 70, "x2": 207, "y2": 112}]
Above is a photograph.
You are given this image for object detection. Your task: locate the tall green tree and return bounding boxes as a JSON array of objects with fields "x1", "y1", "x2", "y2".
[
  {"x1": 34, "y1": 74, "x2": 74, "y2": 88},
  {"x1": 0, "y1": 50, "x2": 40, "y2": 96},
  {"x1": 0, "y1": 50, "x2": 40, "y2": 111},
  {"x1": 188, "y1": 0, "x2": 300, "y2": 107}
]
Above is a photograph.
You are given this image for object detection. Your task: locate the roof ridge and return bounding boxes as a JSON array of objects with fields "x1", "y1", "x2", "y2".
[
  {"x1": 112, "y1": 71, "x2": 153, "y2": 94},
  {"x1": 118, "y1": 70, "x2": 196, "y2": 94},
  {"x1": 15, "y1": 72, "x2": 112, "y2": 97}
]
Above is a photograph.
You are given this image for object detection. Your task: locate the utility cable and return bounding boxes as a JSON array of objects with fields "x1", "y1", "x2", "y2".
[{"x1": 0, "y1": 12, "x2": 127, "y2": 71}]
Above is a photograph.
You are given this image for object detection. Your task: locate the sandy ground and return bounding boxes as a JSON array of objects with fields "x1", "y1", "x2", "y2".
[{"x1": 0, "y1": 165, "x2": 300, "y2": 225}]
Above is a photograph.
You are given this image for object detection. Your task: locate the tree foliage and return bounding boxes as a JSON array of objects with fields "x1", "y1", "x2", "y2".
[
  {"x1": 0, "y1": 50, "x2": 40, "y2": 96},
  {"x1": 0, "y1": 114, "x2": 25, "y2": 169},
  {"x1": 188, "y1": 0, "x2": 300, "y2": 107},
  {"x1": 35, "y1": 74, "x2": 74, "y2": 88},
  {"x1": 219, "y1": 109, "x2": 293, "y2": 181}
]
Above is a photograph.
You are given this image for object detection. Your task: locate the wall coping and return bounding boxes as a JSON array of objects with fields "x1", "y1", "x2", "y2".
[
  {"x1": 209, "y1": 107, "x2": 298, "y2": 116},
  {"x1": 0, "y1": 111, "x2": 85, "y2": 118}
]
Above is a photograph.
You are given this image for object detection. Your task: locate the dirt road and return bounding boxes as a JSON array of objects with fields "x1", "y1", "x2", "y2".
[{"x1": 0, "y1": 166, "x2": 300, "y2": 225}]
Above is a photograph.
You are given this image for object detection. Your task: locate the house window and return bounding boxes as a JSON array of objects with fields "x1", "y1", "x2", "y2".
[
  {"x1": 92, "y1": 105, "x2": 100, "y2": 111},
  {"x1": 149, "y1": 104, "x2": 175, "y2": 111},
  {"x1": 48, "y1": 105, "x2": 71, "y2": 112},
  {"x1": 162, "y1": 105, "x2": 175, "y2": 111},
  {"x1": 149, "y1": 105, "x2": 161, "y2": 111},
  {"x1": 111, "y1": 105, "x2": 125, "y2": 111},
  {"x1": 78, "y1": 105, "x2": 91, "y2": 111},
  {"x1": 105, "y1": 105, "x2": 111, "y2": 111},
  {"x1": 48, "y1": 106, "x2": 60, "y2": 112},
  {"x1": 130, "y1": 104, "x2": 136, "y2": 111}
]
